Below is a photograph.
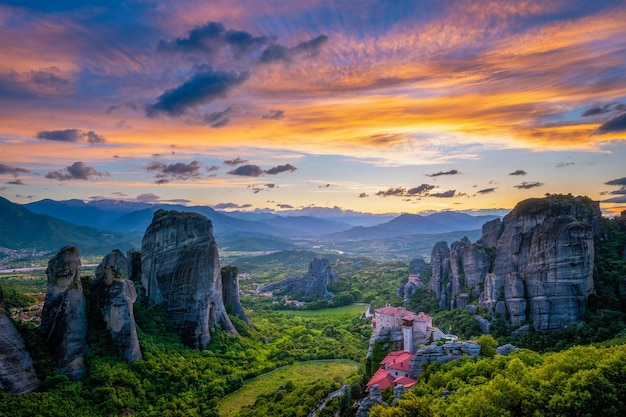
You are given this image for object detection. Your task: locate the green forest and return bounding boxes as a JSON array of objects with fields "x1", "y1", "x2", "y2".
[{"x1": 1, "y1": 212, "x2": 626, "y2": 416}]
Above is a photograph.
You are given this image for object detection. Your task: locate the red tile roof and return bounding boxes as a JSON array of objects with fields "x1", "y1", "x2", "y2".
[
  {"x1": 375, "y1": 306, "x2": 407, "y2": 316},
  {"x1": 374, "y1": 306, "x2": 432, "y2": 324},
  {"x1": 367, "y1": 367, "x2": 396, "y2": 390},
  {"x1": 393, "y1": 376, "x2": 417, "y2": 389},
  {"x1": 380, "y1": 350, "x2": 413, "y2": 372},
  {"x1": 366, "y1": 368, "x2": 417, "y2": 391}
]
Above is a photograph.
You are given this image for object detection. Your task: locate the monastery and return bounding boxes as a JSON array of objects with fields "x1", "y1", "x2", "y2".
[{"x1": 367, "y1": 304, "x2": 455, "y2": 391}]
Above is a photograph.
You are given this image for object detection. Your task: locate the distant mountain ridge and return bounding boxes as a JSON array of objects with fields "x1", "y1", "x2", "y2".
[
  {"x1": 0, "y1": 196, "x2": 141, "y2": 255},
  {"x1": 329, "y1": 212, "x2": 501, "y2": 240},
  {"x1": 1, "y1": 197, "x2": 503, "y2": 256}
]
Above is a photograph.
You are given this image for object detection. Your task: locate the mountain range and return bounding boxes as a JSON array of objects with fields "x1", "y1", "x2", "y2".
[{"x1": 0, "y1": 196, "x2": 500, "y2": 256}]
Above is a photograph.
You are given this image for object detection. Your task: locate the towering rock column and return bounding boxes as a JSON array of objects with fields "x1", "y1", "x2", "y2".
[
  {"x1": 40, "y1": 246, "x2": 88, "y2": 381},
  {"x1": 95, "y1": 250, "x2": 142, "y2": 362},
  {"x1": 221, "y1": 266, "x2": 252, "y2": 327},
  {"x1": 0, "y1": 286, "x2": 41, "y2": 394},
  {"x1": 141, "y1": 210, "x2": 237, "y2": 349}
]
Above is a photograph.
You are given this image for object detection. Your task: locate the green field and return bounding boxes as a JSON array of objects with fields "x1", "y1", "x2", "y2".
[
  {"x1": 276, "y1": 303, "x2": 369, "y2": 318},
  {"x1": 217, "y1": 359, "x2": 360, "y2": 417}
]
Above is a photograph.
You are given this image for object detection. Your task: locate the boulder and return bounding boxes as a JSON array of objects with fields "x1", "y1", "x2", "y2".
[
  {"x1": 141, "y1": 210, "x2": 237, "y2": 349},
  {"x1": 496, "y1": 344, "x2": 519, "y2": 356},
  {"x1": 40, "y1": 246, "x2": 88, "y2": 381},
  {"x1": 95, "y1": 251, "x2": 142, "y2": 362},
  {"x1": 0, "y1": 286, "x2": 40, "y2": 394}
]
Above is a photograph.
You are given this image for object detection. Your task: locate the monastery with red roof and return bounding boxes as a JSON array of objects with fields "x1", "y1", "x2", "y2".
[{"x1": 367, "y1": 304, "x2": 455, "y2": 392}]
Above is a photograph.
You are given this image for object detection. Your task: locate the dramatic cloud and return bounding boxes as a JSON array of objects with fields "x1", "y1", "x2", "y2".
[
  {"x1": 261, "y1": 109, "x2": 285, "y2": 120},
  {"x1": 581, "y1": 103, "x2": 624, "y2": 117},
  {"x1": 605, "y1": 177, "x2": 626, "y2": 187},
  {"x1": 359, "y1": 193, "x2": 369, "y2": 198},
  {"x1": 514, "y1": 181, "x2": 544, "y2": 189},
  {"x1": 604, "y1": 196, "x2": 626, "y2": 204},
  {"x1": 477, "y1": 187, "x2": 496, "y2": 195},
  {"x1": 605, "y1": 177, "x2": 626, "y2": 195},
  {"x1": 228, "y1": 164, "x2": 264, "y2": 177},
  {"x1": 582, "y1": 104, "x2": 612, "y2": 117},
  {"x1": 266, "y1": 164, "x2": 297, "y2": 175},
  {"x1": 277, "y1": 203, "x2": 294, "y2": 209},
  {"x1": 376, "y1": 184, "x2": 435, "y2": 197},
  {"x1": 509, "y1": 170, "x2": 527, "y2": 176},
  {"x1": 6, "y1": 179, "x2": 25, "y2": 185},
  {"x1": 146, "y1": 160, "x2": 202, "y2": 183},
  {"x1": 224, "y1": 156, "x2": 248, "y2": 166},
  {"x1": 407, "y1": 184, "x2": 436, "y2": 195},
  {"x1": 213, "y1": 202, "x2": 252, "y2": 209},
  {"x1": 36, "y1": 129, "x2": 106, "y2": 144},
  {"x1": 597, "y1": 113, "x2": 626, "y2": 133},
  {"x1": 430, "y1": 190, "x2": 457, "y2": 198},
  {"x1": 265, "y1": 183, "x2": 276, "y2": 188},
  {"x1": 426, "y1": 169, "x2": 459, "y2": 177},
  {"x1": 136, "y1": 193, "x2": 161, "y2": 203},
  {"x1": 45, "y1": 161, "x2": 108, "y2": 181},
  {"x1": 106, "y1": 101, "x2": 138, "y2": 114},
  {"x1": 202, "y1": 107, "x2": 235, "y2": 128},
  {"x1": 206, "y1": 165, "x2": 220, "y2": 172},
  {"x1": 0, "y1": 163, "x2": 29, "y2": 176},
  {"x1": 146, "y1": 66, "x2": 249, "y2": 117},
  {"x1": 157, "y1": 21, "x2": 270, "y2": 58},
  {"x1": 258, "y1": 34, "x2": 329, "y2": 64},
  {"x1": 228, "y1": 163, "x2": 297, "y2": 176}
]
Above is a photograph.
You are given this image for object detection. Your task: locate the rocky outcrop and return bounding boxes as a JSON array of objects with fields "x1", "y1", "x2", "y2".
[
  {"x1": 408, "y1": 257, "x2": 428, "y2": 275},
  {"x1": 429, "y1": 241, "x2": 451, "y2": 309},
  {"x1": 356, "y1": 385, "x2": 384, "y2": 417},
  {"x1": 0, "y1": 286, "x2": 40, "y2": 394},
  {"x1": 40, "y1": 246, "x2": 88, "y2": 381},
  {"x1": 221, "y1": 266, "x2": 252, "y2": 327},
  {"x1": 259, "y1": 257, "x2": 338, "y2": 299},
  {"x1": 95, "y1": 250, "x2": 142, "y2": 362},
  {"x1": 429, "y1": 195, "x2": 601, "y2": 333},
  {"x1": 409, "y1": 341, "x2": 481, "y2": 378},
  {"x1": 141, "y1": 210, "x2": 237, "y2": 349}
]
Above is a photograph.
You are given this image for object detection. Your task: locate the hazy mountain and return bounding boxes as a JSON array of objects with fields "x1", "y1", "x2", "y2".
[
  {"x1": 269, "y1": 206, "x2": 397, "y2": 227},
  {"x1": 24, "y1": 199, "x2": 117, "y2": 229},
  {"x1": 259, "y1": 215, "x2": 354, "y2": 236},
  {"x1": 215, "y1": 233, "x2": 298, "y2": 252},
  {"x1": 24, "y1": 199, "x2": 294, "y2": 237},
  {"x1": 0, "y1": 196, "x2": 141, "y2": 255},
  {"x1": 329, "y1": 212, "x2": 500, "y2": 240}
]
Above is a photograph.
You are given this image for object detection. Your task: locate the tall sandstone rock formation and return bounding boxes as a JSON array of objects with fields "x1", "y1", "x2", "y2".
[
  {"x1": 141, "y1": 210, "x2": 237, "y2": 349},
  {"x1": 95, "y1": 250, "x2": 142, "y2": 362},
  {"x1": 0, "y1": 286, "x2": 41, "y2": 394},
  {"x1": 259, "y1": 256, "x2": 338, "y2": 299},
  {"x1": 430, "y1": 195, "x2": 600, "y2": 332},
  {"x1": 221, "y1": 266, "x2": 252, "y2": 327},
  {"x1": 40, "y1": 246, "x2": 88, "y2": 381}
]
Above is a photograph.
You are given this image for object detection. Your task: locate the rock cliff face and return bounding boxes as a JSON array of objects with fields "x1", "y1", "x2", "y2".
[
  {"x1": 0, "y1": 286, "x2": 41, "y2": 394},
  {"x1": 259, "y1": 256, "x2": 338, "y2": 299},
  {"x1": 221, "y1": 266, "x2": 252, "y2": 327},
  {"x1": 40, "y1": 246, "x2": 88, "y2": 381},
  {"x1": 409, "y1": 341, "x2": 481, "y2": 378},
  {"x1": 429, "y1": 195, "x2": 600, "y2": 333},
  {"x1": 141, "y1": 210, "x2": 237, "y2": 349},
  {"x1": 95, "y1": 251, "x2": 142, "y2": 362}
]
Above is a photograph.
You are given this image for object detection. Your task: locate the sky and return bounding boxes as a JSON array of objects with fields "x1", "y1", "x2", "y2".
[{"x1": 1, "y1": 0, "x2": 626, "y2": 216}]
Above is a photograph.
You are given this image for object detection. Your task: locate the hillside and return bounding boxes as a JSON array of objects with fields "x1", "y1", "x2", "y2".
[{"x1": 0, "y1": 196, "x2": 141, "y2": 255}]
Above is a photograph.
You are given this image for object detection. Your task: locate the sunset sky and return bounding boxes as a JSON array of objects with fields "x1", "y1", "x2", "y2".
[{"x1": 1, "y1": 0, "x2": 626, "y2": 216}]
